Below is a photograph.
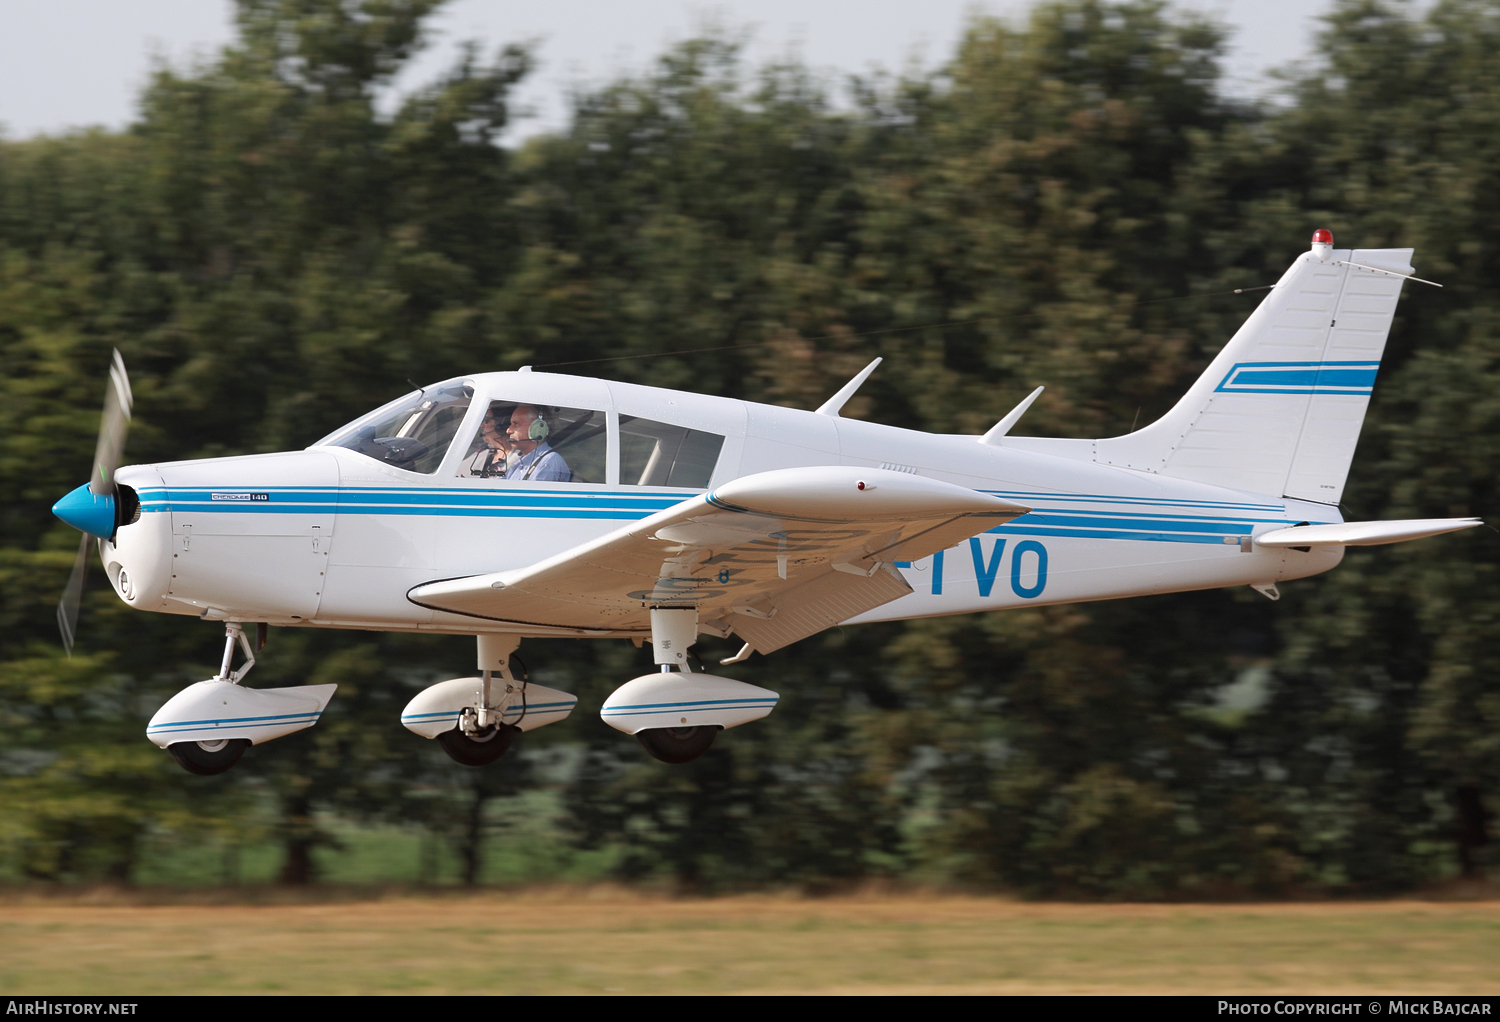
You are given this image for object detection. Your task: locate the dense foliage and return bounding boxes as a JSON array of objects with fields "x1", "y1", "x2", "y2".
[{"x1": 0, "y1": 0, "x2": 1493, "y2": 894}]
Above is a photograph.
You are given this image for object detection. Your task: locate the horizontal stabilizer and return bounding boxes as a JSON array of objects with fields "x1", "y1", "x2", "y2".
[{"x1": 1254, "y1": 517, "x2": 1482, "y2": 548}]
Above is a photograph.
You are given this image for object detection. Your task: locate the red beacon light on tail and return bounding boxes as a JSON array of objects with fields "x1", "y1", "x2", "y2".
[{"x1": 1311, "y1": 228, "x2": 1334, "y2": 260}]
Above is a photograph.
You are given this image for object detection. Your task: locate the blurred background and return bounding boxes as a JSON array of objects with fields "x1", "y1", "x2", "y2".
[{"x1": 0, "y1": 0, "x2": 1494, "y2": 897}]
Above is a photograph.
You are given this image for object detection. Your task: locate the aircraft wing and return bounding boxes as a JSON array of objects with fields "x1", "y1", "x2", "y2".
[{"x1": 408, "y1": 467, "x2": 1030, "y2": 653}]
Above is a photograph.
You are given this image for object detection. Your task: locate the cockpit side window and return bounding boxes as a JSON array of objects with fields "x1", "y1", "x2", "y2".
[
  {"x1": 456, "y1": 402, "x2": 606, "y2": 484},
  {"x1": 318, "y1": 382, "x2": 472, "y2": 474},
  {"x1": 619, "y1": 416, "x2": 725, "y2": 488}
]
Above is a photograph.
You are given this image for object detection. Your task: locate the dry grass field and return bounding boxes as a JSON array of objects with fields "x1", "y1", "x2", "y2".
[{"x1": 1, "y1": 891, "x2": 1498, "y2": 995}]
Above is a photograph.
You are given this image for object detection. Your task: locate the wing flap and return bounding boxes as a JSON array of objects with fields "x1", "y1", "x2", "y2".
[
  {"x1": 717, "y1": 561, "x2": 912, "y2": 654},
  {"x1": 408, "y1": 466, "x2": 1029, "y2": 639}
]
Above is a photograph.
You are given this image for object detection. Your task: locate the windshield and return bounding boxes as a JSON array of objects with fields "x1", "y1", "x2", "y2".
[{"x1": 317, "y1": 381, "x2": 473, "y2": 474}]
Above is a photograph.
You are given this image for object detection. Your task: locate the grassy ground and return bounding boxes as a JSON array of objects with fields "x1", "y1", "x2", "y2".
[{"x1": 1, "y1": 893, "x2": 1497, "y2": 994}]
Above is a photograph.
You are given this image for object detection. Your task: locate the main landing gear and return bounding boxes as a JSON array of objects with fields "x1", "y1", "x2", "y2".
[
  {"x1": 438, "y1": 634, "x2": 525, "y2": 766},
  {"x1": 438, "y1": 710, "x2": 519, "y2": 766},
  {"x1": 399, "y1": 634, "x2": 579, "y2": 766},
  {"x1": 599, "y1": 607, "x2": 779, "y2": 765}
]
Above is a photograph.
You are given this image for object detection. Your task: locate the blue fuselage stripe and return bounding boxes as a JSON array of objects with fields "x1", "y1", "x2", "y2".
[{"x1": 134, "y1": 487, "x2": 1328, "y2": 545}]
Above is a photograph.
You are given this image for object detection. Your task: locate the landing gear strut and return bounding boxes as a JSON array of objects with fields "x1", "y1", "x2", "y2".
[{"x1": 436, "y1": 634, "x2": 526, "y2": 767}]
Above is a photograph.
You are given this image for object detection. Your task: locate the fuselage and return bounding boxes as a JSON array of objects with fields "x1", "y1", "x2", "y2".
[{"x1": 100, "y1": 370, "x2": 1344, "y2": 638}]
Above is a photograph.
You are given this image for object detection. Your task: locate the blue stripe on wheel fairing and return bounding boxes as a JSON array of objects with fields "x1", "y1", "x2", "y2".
[
  {"x1": 602, "y1": 697, "x2": 779, "y2": 718},
  {"x1": 147, "y1": 710, "x2": 324, "y2": 734}
]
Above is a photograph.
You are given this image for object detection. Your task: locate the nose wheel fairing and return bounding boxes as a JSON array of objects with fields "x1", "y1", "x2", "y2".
[
  {"x1": 148, "y1": 623, "x2": 338, "y2": 775},
  {"x1": 147, "y1": 679, "x2": 338, "y2": 748}
]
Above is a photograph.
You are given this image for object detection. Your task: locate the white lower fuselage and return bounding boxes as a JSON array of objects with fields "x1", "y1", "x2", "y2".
[{"x1": 101, "y1": 378, "x2": 1344, "y2": 639}]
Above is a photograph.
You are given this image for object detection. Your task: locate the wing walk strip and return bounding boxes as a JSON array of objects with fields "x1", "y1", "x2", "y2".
[{"x1": 136, "y1": 486, "x2": 1325, "y2": 545}]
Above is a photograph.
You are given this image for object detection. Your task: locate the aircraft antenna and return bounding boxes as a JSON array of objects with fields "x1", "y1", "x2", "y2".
[{"x1": 815, "y1": 358, "x2": 882, "y2": 417}]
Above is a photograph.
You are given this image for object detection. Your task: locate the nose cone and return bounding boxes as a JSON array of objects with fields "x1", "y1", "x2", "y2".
[{"x1": 53, "y1": 483, "x2": 116, "y2": 538}]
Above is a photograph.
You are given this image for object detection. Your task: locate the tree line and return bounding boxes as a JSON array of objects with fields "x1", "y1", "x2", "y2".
[{"x1": 0, "y1": 0, "x2": 1493, "y2": 894}]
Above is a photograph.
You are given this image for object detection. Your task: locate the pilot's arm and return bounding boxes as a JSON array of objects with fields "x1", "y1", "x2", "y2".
[{"x1": 458, "y1": 446, "x2": 515, "y2": 478}]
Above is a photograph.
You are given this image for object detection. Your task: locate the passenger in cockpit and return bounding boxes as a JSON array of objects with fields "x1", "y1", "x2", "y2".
[{"x1": 459, "y1": 406, "x2": 519, "y2": 478}]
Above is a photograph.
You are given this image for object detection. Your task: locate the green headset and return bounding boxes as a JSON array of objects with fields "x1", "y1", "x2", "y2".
[{"x1": 527, "y1": 410, "x2": 550, "y2": 442}]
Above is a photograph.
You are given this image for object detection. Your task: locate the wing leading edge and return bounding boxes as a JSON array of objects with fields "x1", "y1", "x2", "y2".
[{"x1": 407, "y1": 467, "x2": 1030, "y2": 653}]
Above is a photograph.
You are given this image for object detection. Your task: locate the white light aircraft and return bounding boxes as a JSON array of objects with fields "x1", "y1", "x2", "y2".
[{"x1": 50, "y1": 231, "x2": 1480, "y2": 775}]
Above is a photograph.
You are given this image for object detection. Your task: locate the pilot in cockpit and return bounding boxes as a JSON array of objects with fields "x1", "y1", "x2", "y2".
[
  {"x1": 459, "y1": 403, "x2": 571, "y2": 481},
  {"x1": 504, "y1": 405, "x2": 571, "y2": 481}
]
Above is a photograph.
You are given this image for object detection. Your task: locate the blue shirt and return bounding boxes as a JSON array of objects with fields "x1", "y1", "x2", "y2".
[{"x1": 508, "y1": 442, "x2": 571, "y2": 482}]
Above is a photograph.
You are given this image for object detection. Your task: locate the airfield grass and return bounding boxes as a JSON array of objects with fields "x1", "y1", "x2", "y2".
[{"x1": 0, "y1": 893, "x2": 1497, "y2": 995}]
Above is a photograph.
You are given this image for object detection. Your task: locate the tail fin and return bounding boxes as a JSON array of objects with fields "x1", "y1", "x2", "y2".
[{"x1": 1090, "y1": 237, "x2": 1414, "y2": 504}]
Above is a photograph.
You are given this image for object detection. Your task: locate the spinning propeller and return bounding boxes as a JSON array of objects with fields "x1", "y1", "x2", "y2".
[{"x1": 52, "y1": 349, "x2": 133, "y2": 656}]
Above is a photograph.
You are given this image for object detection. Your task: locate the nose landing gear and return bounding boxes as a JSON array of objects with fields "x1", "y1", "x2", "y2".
[{"x1": 148, "y1": 622, "x2": 338, "y2": 775}]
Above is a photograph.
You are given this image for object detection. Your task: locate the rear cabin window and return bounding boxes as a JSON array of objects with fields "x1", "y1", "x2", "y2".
[
  {"x1": 456, "y1": 402, "x2": 606, "y2": 484},
  {"x1": 619, "y1": 416, "x2": 725, "y2": 488}
]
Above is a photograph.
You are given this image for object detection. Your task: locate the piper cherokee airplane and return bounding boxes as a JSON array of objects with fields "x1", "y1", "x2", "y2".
[{"x1": 50, "y1": 230, "x2": 1481, "y2": 775}]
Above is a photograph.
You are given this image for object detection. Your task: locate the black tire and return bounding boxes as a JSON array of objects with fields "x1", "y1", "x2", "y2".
[
  {"x1": 438, "y1": 724, "x2": 518, "y2": 766},
  {"x1": 167, "y1": 738, "x2": 249, "y2": 776},
  {"x1": 636, "y1": 725, "x2": 721, "y2": 764}
]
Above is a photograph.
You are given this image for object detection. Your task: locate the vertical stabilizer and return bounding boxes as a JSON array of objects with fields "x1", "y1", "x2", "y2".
[{"x1": 1089, "y1": 238, "x2": 1413, "y2": 504}]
